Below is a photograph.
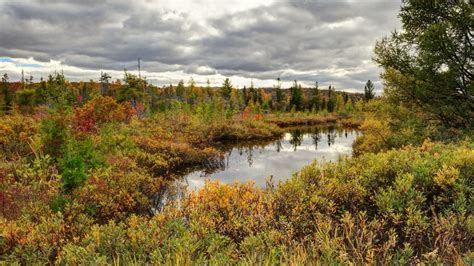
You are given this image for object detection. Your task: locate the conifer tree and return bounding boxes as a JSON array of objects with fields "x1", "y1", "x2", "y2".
[
  {"x1": 1, "y1": 73, "x2": 12, "y2": 113},
  {"x1": 289, "y1": 80, "x2": 304, "y2": 111},
  {"x1": 275, "y1": 77, "x2": 284, "y2": 111},
  {"x1": 176, "y1": 80, "x2": 185, "y2": 100},
  {"x1": 363, "y1": 80, "x2": 375, "y2": 101},
  {"x1": 248, "y1": 81, "x2": 256, "y2": 104},
  {"x1": 221, "y1": 78, "x2": 232, "y2": 100},
  {"x1": 100, "y1": 72, "x2": 111, "y2": 96},
  {"x1": 326, "y1": 85, "x2": 337, "y2": 112},
  {"x1": 310, "y1": 81, "x2": 321, "y2": 112}
]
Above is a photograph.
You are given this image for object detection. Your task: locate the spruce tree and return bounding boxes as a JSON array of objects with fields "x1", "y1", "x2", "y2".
[
  {"x1": 221, "y1": 78, "x2": 232, "y2": 100},
  {"x1": 326, "y1": 85, "x2": 337, "y2": 112},
  {"x1": 363, "y1": 80, "x2": 375, "y2": 101},
  {"x1": 310, "y1": 81, "x2": 321, "y2": 112},
  {"x1": 242, "y1": 86, "x2": 248, "y2": 105},
  {"x1": 289, "y1": 80, "x2": 304, "y2": 111}
]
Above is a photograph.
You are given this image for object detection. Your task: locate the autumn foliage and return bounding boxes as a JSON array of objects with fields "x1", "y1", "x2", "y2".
[{"x1": 73, "y1": 96, "x2": 136, "y2": 133}]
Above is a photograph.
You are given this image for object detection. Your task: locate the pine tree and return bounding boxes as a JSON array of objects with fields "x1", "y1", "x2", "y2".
[{"x1": 363, "y1": 80, "x2": 375, "y2": 101}]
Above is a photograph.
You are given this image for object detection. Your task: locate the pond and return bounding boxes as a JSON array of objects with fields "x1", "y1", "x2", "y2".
[{"x1": 184, "y1": 125, "x2": 360, "y2": 190}]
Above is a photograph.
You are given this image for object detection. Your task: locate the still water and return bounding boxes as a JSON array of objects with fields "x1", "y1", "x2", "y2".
[{"x1": 184, "y1": 126, "x2": 359, "y2": 190}]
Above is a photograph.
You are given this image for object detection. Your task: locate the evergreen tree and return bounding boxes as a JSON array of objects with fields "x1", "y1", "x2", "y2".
[
  {"x1": 1, "y1": 73, "x2": 12, "y2": 113},
  {"x1": 176, "y1": 80, "x2": 185, "y2": 100},
  {"x1": 100, "y1": 72, "x2": 111, "y2": 96},
  {"x1": 46, "y1": 73, "x2": 71, "y2": 106},
  {"x1": 221, "y1": 78, "x2": 232, "y2": 100},
  {"x1": 321, "y1": 98, "x2": 327, "y2": 111},
  {"x1": 326, "y1": 85, "x2": 337, "y2": 112},
  {"x1": 310, "y1": 81, "x2": 321, "y2": 112},
  {"x1": 343, "y1": 92, "x2": 349, "y2": 104},
  {"x1": 118, "y1": 71, "x2": 146, "y2": 108},
  {"x1": 35, "y1": 77, "x2": 48, "y2": 105},
  {"x1": 256, "y1": 89, "x2": 264, "y2": 105},
  {"x1": 17, "y1": 88, "x2": 35, "y2": 113},
  {"x1": 242, "y1": 86, "x2": 249, "y2": 105},
  {"x1": 363, "y1": 80, "x2": 375, "y2": 101},
  {"x1": 248, "y1": 81, "x2": 256, "y2": 104},
  {"x1": 228, "y1": 89, "x2": 240, "y2": 113},
  {"x1": 275, "y1": 77, "x2": 284, "y2": 111},
  {"x1": 289, "y1": 80, "x2": 304, "y2": 111},
  {"x1": 187, "y1": 78, "x2": 197, "y2": 104}
]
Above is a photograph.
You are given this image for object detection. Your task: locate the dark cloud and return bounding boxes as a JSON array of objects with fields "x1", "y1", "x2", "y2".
[{"x1": 0, "y1": 0, "x2": 401, "y2": 91}]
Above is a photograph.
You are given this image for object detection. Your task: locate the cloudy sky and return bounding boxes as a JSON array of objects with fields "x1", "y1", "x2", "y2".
[{"x1": 0, "y1": 0, "x2": 401, "y2": 92}]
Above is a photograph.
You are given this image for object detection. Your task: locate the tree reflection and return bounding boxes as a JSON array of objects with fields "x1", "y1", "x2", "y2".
[
  {"x1": 246, "y1": 147, "x2": 254, "y2": 166},
  {"x1": 311, "y1": 127, "x2": 321, "y2": 150},
  {"x1": 289, "y1": 129, "x2": 303, "y2": 151},
  {"x1": 274, "y1": 139, "x2": 283, "y2": 152}
]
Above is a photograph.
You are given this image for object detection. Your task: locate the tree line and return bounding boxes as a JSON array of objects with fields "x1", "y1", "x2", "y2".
[{"x1": 0, "y1": 72, "x2": 376, "y2": 115}]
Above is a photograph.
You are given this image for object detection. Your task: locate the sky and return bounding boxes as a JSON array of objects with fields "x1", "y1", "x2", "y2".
[{"x1": 0, "y1": 0, "x2": 401, "y2": 93}]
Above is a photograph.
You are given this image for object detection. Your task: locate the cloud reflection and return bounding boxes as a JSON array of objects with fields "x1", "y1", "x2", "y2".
[{"x1": 185, "y1": 126, "x2": 359, "y2": 190}]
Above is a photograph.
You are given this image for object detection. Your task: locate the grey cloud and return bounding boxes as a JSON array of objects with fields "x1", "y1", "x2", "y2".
[{"x1": 0, "y1": 0, "x2": 401, "y2": 90}]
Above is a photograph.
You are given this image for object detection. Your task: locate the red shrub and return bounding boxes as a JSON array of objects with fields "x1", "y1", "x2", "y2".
[{"x1": 73, "y1": 96, "x2": 136, "y2": 133}]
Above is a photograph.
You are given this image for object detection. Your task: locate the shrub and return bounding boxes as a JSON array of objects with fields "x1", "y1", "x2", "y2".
[
  {"x1": 273, "y1": 140, "x2": 474, "y2": 264},
  {"x1": 73, "y1": 155, "x2": 161, "y2": 222},
  {"x1": 72, "y1": 96, "x2": 135, "y2": 134},
  {"x1": 57, "y1": 216, "x2": 237, "y2": 265},
  {"x1": 0, "y1": 114, "x2": 39, "y2": 158},
  {"x1": 40, "y1": 108, "x2": 71, "y2": 159},
  {"x1": 182, "y1": 181, "x2": 274, "y2": 242}
]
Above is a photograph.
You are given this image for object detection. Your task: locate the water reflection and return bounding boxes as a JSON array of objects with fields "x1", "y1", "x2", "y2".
[{"x1": 183, "y1": 126, "x2": 359, "y2": 190}]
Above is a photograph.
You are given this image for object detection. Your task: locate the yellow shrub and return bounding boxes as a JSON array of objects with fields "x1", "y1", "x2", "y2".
[
  {"x1": 434, "y1": 165, "x2": 460, "y2": 188},
  {"x1": 183, "y1": 181, "x2": 274, "y2": 242}
]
